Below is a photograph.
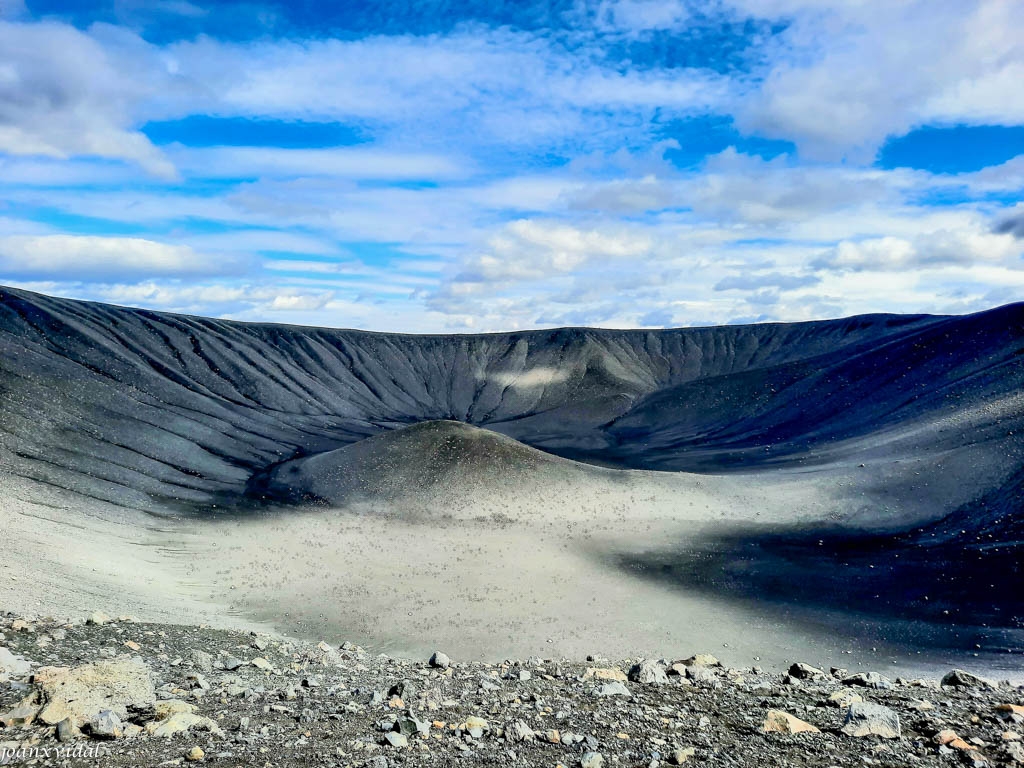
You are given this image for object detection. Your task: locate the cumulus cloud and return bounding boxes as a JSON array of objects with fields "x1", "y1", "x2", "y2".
[
  {"x1": 453, "y1": 219, "x2": 653, "y2": 284},
  {"x1": 0, "y1": 21, "x2": 175, "y2": 177},
  {"x1": 0, "y1": 235, "x2": 247, "y2": 280},
  {"x1": 566, "y1": 175, "x2": 678, "y2": 213},
  {"x1": 731, "y1": 0, "x2": 1024, "y2": 159},
  {"x1": 1, "y1": 7, "x2": 1023, "y2": 332},
  {"x1": 684, "y1": 149, "x2": 907, "y2": 226},
  {"x1": 812, "y1": 229, "x2": 1023, "y2": 272}
]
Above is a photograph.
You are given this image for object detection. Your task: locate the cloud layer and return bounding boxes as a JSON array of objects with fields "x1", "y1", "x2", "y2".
[{"x1": 0, "y1": 1, "x2": 1022, "y2": 331}]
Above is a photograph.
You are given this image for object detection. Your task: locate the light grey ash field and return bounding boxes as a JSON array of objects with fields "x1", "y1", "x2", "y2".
[{"x1": 1, "y1": 285, "x2": 1023, "y2": 767}]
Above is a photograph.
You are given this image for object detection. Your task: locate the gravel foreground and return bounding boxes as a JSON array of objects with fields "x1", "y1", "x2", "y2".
[{"x1": 1, "y1": 612, "x2": 1022, "y2": 768}]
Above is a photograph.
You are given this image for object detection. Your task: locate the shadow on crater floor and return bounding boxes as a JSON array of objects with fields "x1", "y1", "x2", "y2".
[{"x1": 612, "y1": 520, "x2": 1024, "y2": 655}]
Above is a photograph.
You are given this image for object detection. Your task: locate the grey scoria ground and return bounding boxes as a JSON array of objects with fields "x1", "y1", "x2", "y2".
[{"x1": 1, "y1": 612, "x2": 1023, "y2": 768}]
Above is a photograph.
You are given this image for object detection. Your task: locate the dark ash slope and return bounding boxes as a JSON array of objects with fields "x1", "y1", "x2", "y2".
[{"x1": 4, "y1": 285, "x2": 1021, "y2": 509}]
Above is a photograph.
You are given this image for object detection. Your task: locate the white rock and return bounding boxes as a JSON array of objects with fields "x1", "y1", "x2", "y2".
[
  {"x1": 841, "y1": 702, "x2": 901, "y2": 739},
  {"x1": 34, "y1": 658, "x2": 155, "y2": 727}
]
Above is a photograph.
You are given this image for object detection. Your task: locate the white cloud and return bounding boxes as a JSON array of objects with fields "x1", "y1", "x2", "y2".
[
  {"x1": 684, "y1": 149, "x2": 913, "y2": 225},
  {"x1": 1, "y1": 8, "x2": 1023, "y2": 332},
  {"x1": 161, "y1": 27, "x2": 727, "y2": 155},
  {"x1": 90, "y1": 281, "x2": 333, "y2": 316},
  {"x1": 0, "y1": 155, "x2": 141, "y2": 186},
  {"x1": 567, "y1": 174, "x2": 679, "y2": 213},
  {"x1": 263, "y1": 259, "x2": 355, "y2": 274},
  {"x1": 0, "y1": 235, "x2": 246, "y2": 280},
  {"x1": 731, "y1": 0, "x2": 1024, "y2": 159},
  {"x1": 589, "y1": 0, "x2": 691, "y2": 34},
  {"x1": 951, "y1": 155, "x2": 1024, "y2": 193},
  {"x1": 813, "y1": 229, "x2": 1023, "y2": 272},
  {"x1": 714, "y1": 271, "x2": 819, "y2": 291},
  {"x1": 170, "y1": 145, "x2": 468, "y2": 181},
  {"x1": 181, "y1": 230, "x2": 341, "y2": 256},
  {"x1": 453, "y1": 219, "x2": 654, "y2": 284},
  {"x1": 0, "y1": 21, "x2": 175, "y2": 177}
]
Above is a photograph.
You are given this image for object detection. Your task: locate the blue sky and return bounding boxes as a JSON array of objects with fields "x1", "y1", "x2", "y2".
[{"x1": 0, "y1": 0, "x2": 1022, "y2": 331}]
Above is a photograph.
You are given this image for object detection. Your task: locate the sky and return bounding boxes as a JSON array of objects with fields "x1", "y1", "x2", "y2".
[{"x1": 0, "y1": 0, "x2": 1023, "y2": 332}]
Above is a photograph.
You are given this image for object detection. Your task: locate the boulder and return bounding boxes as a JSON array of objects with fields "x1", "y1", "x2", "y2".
[
  {"x1": 842, "y1": 672, "x2": 894, "y2": 690},
  {"x1": 56, "y1": 718, "x2": 80, "y2": 742},
  {"x1": 942, "y1": 669, "x2": 996, "y2": 689},
  {"x1": 582, "y1": 667, "x2": 627, "y2": 682},
  {"x1": 506, "y1": 720, "x2": 536, "y2": 742},
  {"x1": 762, "y1": 709, "x2": 820, "y2": 734},
  {"x1": 464, "y1": 716, "x2": 488, "y2": 738},
  {"x1": 34, "y1": 658, "x2": 155, "y2": 727},
  {"x1": 686, "y1": 666, "x2": 717, "y2": 684},
  {"x1": 681, "y1": 654, "x2": 720, "y2": 667},
  {"x1": 789, "y1": 662, "x2": 826, "y2": 680},
  {"x1": 827, "y1": 690, "x2": 863, "y2": 708},
  {"x1": 145, "y1": 712, "x2": 225, "y2": 738},
  {"x1": 1005, "y1": 742, "x2": 1024, "y2": 764},
  {"x1": 395, "y1": 712, "x2": 430, "y2": 737},
  {"x1": 841, "y1": 702, "x2": 901, "y2": 739},
  {"x1": 86, "y1": 710, "x2": 123, "y2": 739},
  {"x1": 628, "y1": 660, "x2": 669, "y2": 685},
  {"x1": 190, "y1": 650, "x2": 213, "y2": 672},
  {"x1": 384, "y1": 732, "x2": 408, "y2": 748},
  {"x1": 429, "y1": 651, "x2": 451, "y2": 669},
  {"x1": 154, "y1": 700, "x2": 197, "y2": 719}
]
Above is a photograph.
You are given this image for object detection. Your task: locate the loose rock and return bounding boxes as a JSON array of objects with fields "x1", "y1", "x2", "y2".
[
  {"x1": 185, "y1": 746, "x2": 204, "y2": 762},
  {"x1": 762, "y1": 709, "x2": 820, "y2": 734},
  {"x1": 842, "y1": 671, "x2": 894, "y2": 690},
  {"x1": 429, "y1": 651, "x2": 451, "y2": 669},
  {"x1": 682, "y1": 654, "x2": 720, "y2": 667},
  {"x1": 841, "y1": 702, "x2": 901, "y2": 739},
  {"x1": 506, "y1": 719, "x2": 536, "y2": 742},
  {"x1": 582, "y1": 667, "x2": 627, "y2": 682},
  {"x1": 384, "y1": 732, "x2": 408, "y2": 748},
  {"x1": 628, "y1": 659, "x2": 669, "y2": 685},
  {"x1": 788, "y1": 662, "x2": 826, "y2": 680},
  {"x1": 34, "y1": 657, "x2": 155, "y2": 727},
  {"x1": 87, "y1": 710, "x2": 123, "y2": 739},
  {"x1": 942, "y1": 669, "x2": 996, "y2": 689},
  {"x1": 827, "y1": 689, "x2": 863, "y2": 708},
  {"x1": 593, "y1": 681, "x2": 631, "y2": 698}
]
